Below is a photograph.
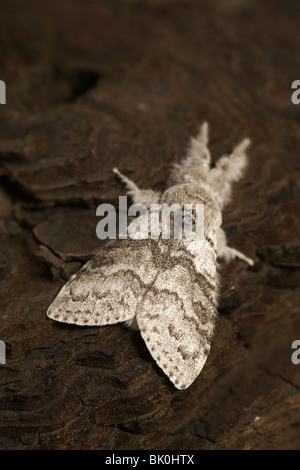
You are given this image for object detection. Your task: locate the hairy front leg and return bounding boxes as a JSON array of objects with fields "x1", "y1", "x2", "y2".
[
  {"x1": 168, "y1": 122, "x2": 211, "y2": 186},
  {"x1": 216, "y1": 227, "x2": 254, "y2": 266},
  {"x1": 113, "y1": 168, "x2": 161, "y2": 207},
  {"x1": 207, "y1": 138, "x2": 251, "y2": 209}
]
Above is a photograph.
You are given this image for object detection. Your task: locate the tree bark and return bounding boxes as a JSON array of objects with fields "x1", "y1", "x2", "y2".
[{"x1": 0, "y1": 0, "x2": 300, "y2": 450}]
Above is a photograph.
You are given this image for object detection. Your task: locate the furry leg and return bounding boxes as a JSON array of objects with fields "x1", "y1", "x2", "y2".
[
  {"x1": 168, "y1": 122, "x2": 211, "y2": 186},
  {"x1": 207, "y1": 138, "x2": 251, "y2": 209},
  {"x1": 216, "y1": 228, "x2": 254, "y2": 266},
  {"x1": 113, "y1": 168, "x2": 161, "y2": 207}
]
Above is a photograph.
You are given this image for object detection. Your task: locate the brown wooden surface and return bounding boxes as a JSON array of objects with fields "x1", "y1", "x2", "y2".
[{"x1": 0, "y1": 0, "x2": 300, "y2": 450}]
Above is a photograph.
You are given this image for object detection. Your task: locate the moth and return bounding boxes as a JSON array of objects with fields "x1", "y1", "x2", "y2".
[{"x1": 47, "y1": 123, "x2": 254, "y2": 390}]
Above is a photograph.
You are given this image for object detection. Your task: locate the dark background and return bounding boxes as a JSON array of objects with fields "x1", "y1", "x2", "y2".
[{"x1": 0, "y1": 0, "x2": 300, "y2": 450}]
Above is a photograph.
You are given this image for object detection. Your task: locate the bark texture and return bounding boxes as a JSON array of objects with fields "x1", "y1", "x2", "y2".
[{"x1": 0, "y1": 0, "x2": 300, "y2": 450}]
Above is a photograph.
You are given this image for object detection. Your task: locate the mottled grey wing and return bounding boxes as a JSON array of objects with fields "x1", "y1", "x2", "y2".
[
  {"x1": 47, "y1": 238, "x2": 161, "y2": 326},
  {"x1": 137, "y1": 238, "x2": 218, "y2": 390}
]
